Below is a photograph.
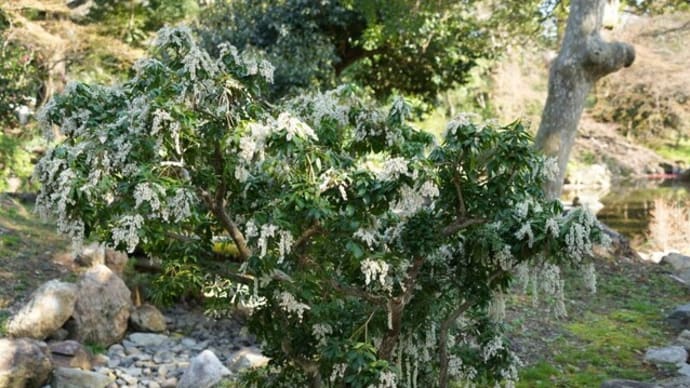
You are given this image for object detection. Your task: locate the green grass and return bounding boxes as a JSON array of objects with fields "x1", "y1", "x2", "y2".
[
  {"x1": 516, "y1": 262, "x2": 689, "y2": 387},
  {"x1": 651, "y1": 140, "x2": 690, "y2": 162},
  {"x1": 0, "y1": 310, "x2": 9, "y2": 336}
]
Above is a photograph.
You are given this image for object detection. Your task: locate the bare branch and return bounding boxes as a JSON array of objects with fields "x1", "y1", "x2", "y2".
[{"x1": 442, "y1": 218, "x2": 487, "y2": 237}]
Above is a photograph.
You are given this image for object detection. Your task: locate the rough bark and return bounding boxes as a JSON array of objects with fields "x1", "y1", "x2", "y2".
[{"x1": 535, "y1": 0, "x2": 635, "y2": 199}]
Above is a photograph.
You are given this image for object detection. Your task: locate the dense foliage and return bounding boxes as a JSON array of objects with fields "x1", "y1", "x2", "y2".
[
  {"x1": 195, "y1": 0, "x2": 497, "y2": 101},
  {"x1": 35, "y1": 28, "x2": 607, "y2": 387}
]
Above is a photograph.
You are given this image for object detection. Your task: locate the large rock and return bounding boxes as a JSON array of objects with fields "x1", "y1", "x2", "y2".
[
  {"x1": 49, "y1": 340, "x2": 93, "y2": 370},
  {"x1": 129, "y1": 304, "x2": 166, "y2": 333},
  {"x1": 0, "y1": 338, "x2": 53, "y2": 388},
  {"x1": 74, "y1": 242, "x2": 105, "y2": 267},
  {"x1": 104, "y1": 248, "x2": 128, "y2": 277},
  {"x1": 6, "y1": 279, "x2": 78, "y2": 339},
  {"x1": 666, "y1": 304, "x2": 690, "y2": 332},
  {"x1": 51, "y1": 367, "x2": 114, "y2": 388},
  {"x1": 178, "y1": 350, "x2": 231, "y2": 388},
  {"x1": 661, "y1": 253, "x2": 690, "y2": 272},
  {"x1": 657, "y1": 376, "x2": 690, "y2": 388},
  {"x1": 70, "y1": 264, "x2": 132, "y2": 347},
  {"x1": 644, "y1": 346, "x2": 687, "y2": 366}
]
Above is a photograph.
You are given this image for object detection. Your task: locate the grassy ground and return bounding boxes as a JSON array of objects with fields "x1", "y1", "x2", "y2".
[
  {"x1": 0, "y1": 195, "x2": 70, "y2": 331},
  {"x1": 512, "y1": 258, "x2": 689, "y2": 387}
]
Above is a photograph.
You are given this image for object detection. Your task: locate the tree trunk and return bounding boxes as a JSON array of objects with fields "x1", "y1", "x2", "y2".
[{"x1": 535, "y1": 0, "x2": 635, "y2": 199}]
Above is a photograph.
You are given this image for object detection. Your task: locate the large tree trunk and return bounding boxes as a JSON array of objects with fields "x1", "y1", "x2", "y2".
[{"x1": 535, "y1": 0, "x2": 635, "y2": 199}]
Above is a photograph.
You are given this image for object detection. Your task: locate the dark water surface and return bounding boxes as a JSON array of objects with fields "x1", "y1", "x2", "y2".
[{"x1": 595, "y1": 180, "x2": 689, "y2": 241}]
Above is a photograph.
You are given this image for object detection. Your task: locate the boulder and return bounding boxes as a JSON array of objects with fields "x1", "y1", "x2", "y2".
[
  {"x1": 666, "y1": 304, "x2": 690, "y2": 332},
  {"x1": 229, "y1": 348, "x2": 270, "y2": 373},
  {"x1": 70, "y1": 264, "x2": 132, "y2": 347},
  {"x1": 104, "y1": 248, "x2": 128, "y2": 277},
  {"x1": 657, "y1": 376, "x2": 690, "y2": 388},
  {"x1": 74, "y1": 242, "x2": 105, "y2": 267},
  {"x1": 601, "y1": 380, "x2": 659, "y2": 388},
  {"x1": 129, "y1": 304, "x2": 166, "y2": 333},
  {"x1": 661, "y1": 253, "x2": 690, "y2": 272},
  {"x1": 6, "y1": 279, "x2": 78, "y2": 339},
  {"x1": 51, "y1": 367, "x2": 114, "y2": 388},
  {"x1": 0, "y1": 338, "x2": 53, "y2": 388},
  {"x1": 49, "y1": 340, "x2": 93, "y2": 370},
  {"x1": 177, "y1": 350, "x2": 231, "y2": 388},
  {"x1": 644, "y1": 346, "x2": 687, "y2": 366}
]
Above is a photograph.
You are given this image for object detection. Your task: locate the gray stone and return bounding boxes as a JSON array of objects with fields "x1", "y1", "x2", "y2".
[
  {"x1": 0, "y1": 338, "x2": 53, "y2": 388},
  {"x1": 51, "y1": 367, "x2": 115, "y2": 388},
  {"x1": 229, "y1": 348, "x2": 270, "y2": 373},
  {"x1": 667, "y1": 304, "x2": 690, "y2": 332},
  {"x1": 130, "y1": 304, "x2": 167, "y2": 333},
  {"x1": 674, "y1": 330, "x2": 690, "y2": 351},
  {"x1": 161, "y1": 377, "x2": 177, "y2": 388},
  {"x1": 6, "y1": 280, "x2": 78, "y2": 339},
  {"x1": 153, "y1": 350, "x2": 174, "y2": 364},
  {"x1": 128, "y1": 332, "x2": 170, "y2": 347},
  {"x1": 177, "y1": 350, "x2": 231, "y2": 388},
  {"x1": 644, "y1": 346, "x2": 687, "y2": 365},
  {"x1": 657, "y1": 376, "x2": 690, "y2": 388},
  {"x1": 71, "y1": 265, "x2": 132, "y2": 347},
  {"x1": 104, "y1": 248, "x2": 128, "y2": 276},
  {"x1": 75, "y1": 242, "x2": 105, "y2": 267},
  {"x1": 49, "y1": 340, "x2": 93, "y2": 370},
  {"x1": 661, "y1": 253, "x2": 690, "y2": 272},
  {"x1": 180, "y1": 337, "x2": 196, "y2": 347},
  {"x1": 678, "y1": 363, "x2": 690, "y2": 377},
  {"x1": 601, "y1": 380, "x2": 659, "y2": 388}
]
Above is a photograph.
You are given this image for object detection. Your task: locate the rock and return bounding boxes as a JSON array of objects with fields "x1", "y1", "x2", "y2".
[
  {"x1": 644, "y1": 346, "x2": 687, "y2": 365},
  {"x1": 51, "y1": 367, "x2": 114, "y2": 388},
  {"x1": 667, "y1": 304, "x2": 690, "y2": 332},
  {"x1": 601, "y1": 380, "x2": 659, "y2": 388},
  {"x1": 177, "y1": 350, "x2": 231, "y2": 388},
  {"x1": 228, "y1": 348, "x2": 269, "y2": 373},
  {"x1": 71, "y1": 265, "x2": 132, "y2": 347},
  {"x1": 678, "y1": 363, "x2": 690, "y2": 377},
  {"x1": 675, "y1": 268, "x2": 690, "y2": 286},
  {"x1": 48, "y1": 328, "x2": 70, "y2": 341},
  {"x1": 6, "y1": 279, "x2": 78, "y2": 339},
  {"x1": 104, "y1": 248, "x2": 128, "y2": 277},
  {"x1": 75, "y1": 242, "x2": 105, "y2": 267},
  {"x1": 657, "y1": 376, "x2": 690, "y2": 388},
  {"x1": 128, "y1": 332, "x2": 170, "y2": 347},
  {"x1": 0, "y1": 338, "x2": 53, "y2": 388},
  {"x1": 129, "y1": 304, "x2": 166, "y2": 332},
  {"x1": 49, "y1": 340, "x2": 93, "y2": 370},
  {"x1": 661, "y1": 253, "x2": 690, "y2": 272},
  {"x1": 675, "y1": 330, "x2": 690, "y2": 351}
]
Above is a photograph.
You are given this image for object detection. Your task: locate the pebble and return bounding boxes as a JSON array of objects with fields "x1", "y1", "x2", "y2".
[{"x1": 87, "y1": 305, "x2": 255, "y2": 387}]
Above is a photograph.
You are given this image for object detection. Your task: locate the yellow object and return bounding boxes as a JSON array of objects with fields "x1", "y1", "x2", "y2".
[{"x1": 212, "y1": 241, "x2": 240, "y2": 257}]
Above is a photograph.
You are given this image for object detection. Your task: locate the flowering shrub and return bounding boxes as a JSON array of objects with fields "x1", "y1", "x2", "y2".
[{"x1": 35, "y1": 27, "x2": 608, "y2": 387}]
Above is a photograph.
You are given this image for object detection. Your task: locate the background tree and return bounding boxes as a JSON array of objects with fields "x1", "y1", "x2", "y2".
[{"x1": 535, "y1": 0, "x2": 635, "y2": 198}]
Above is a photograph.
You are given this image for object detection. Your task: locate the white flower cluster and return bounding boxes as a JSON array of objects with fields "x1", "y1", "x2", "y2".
[
  {"x1": 311, "y1": 323, "x2": 333, "y2": 347},
  {"x1": 329, "y1": 363, "x2": 347, "y2": 384},
  {"x1": 541, "y1": 263, "x2": 567, "y2": 318},
  {"x1": 514, "y1": 222, "x2": 535, "y2": 248},
  {"x1": 564, "y1": 209, "x2": 598, "y2": 261},
  {"x1": 354, "y1": 228, "x2": 379, "y2": 250},
  {"x1": 354, "y1": 109, "x2": 386, "y2": 142},
  {"x1": 374, "y1": 371, "x2": 397, "y2": 388},
  {"x1": 360, "y1": 258, "x2": 390, "y2": 289},
  {"x1": 390, "y1": 181, "x2": 439, "y2": 218},
  {"x1": 545, "y1": 216, "x2": 560, "y2": 239},
  {"x1": 482, "y1": 336, "x2": 505, "y2": 362},
  {"x1": 582, "y1": 262, "x2": 597, "y2": 294},
  {"x1": 488, "y1": 292, "x2": 506, "y2": 322},
  {"x1": 376, "y1": 157, "x2": 409, "y2": 181},
  {"x1": 444, "y1": 112, "x2": 480, "y2": 137},
  {"x1": 277, "y1": 291, "x2": 310, "y2": 322},
  {"x1": 134, "y1": 182, "x2": 163, "y2": 213},
  {"x1": 112, "y1": 214, "x2": 144, "y2": 253}
]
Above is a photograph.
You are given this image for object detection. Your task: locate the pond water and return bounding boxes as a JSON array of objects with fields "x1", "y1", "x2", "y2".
[{"x1": 564, "y1": 180, "x2": 690, "y2": 244}]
